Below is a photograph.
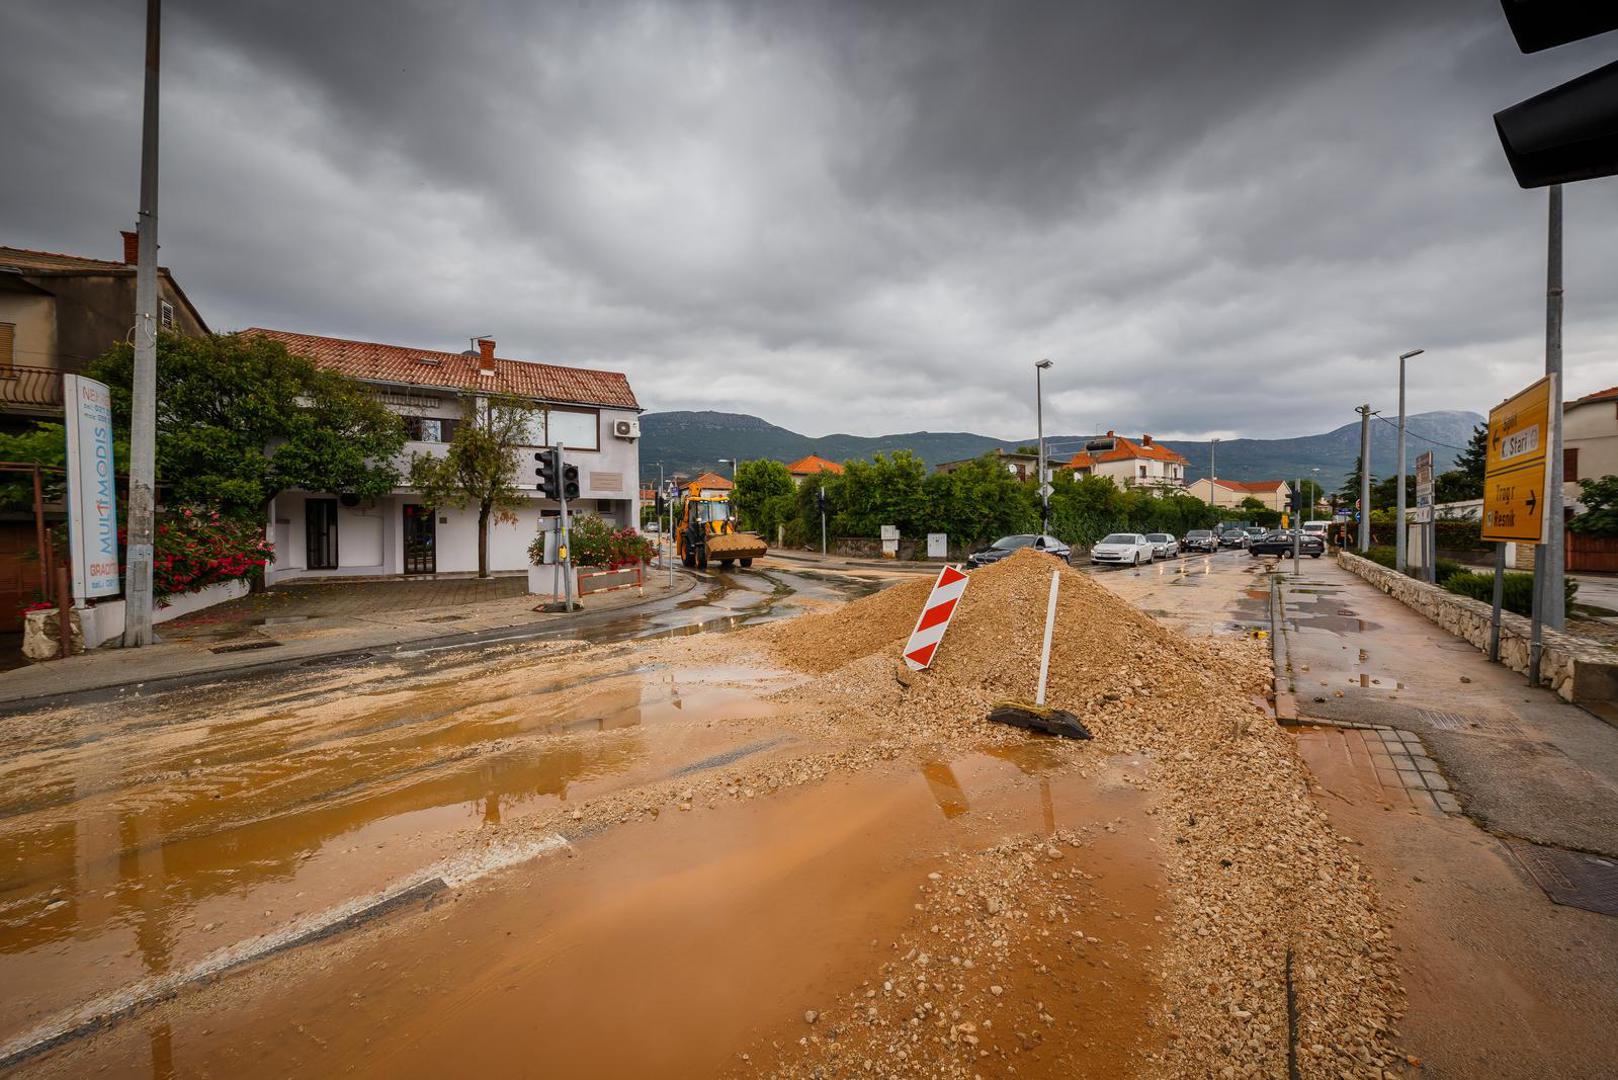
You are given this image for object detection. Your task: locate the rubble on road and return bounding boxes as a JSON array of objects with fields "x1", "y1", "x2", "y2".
[{"x1": 737, "y1": 551, "x2": 1406, "y2": 1078}]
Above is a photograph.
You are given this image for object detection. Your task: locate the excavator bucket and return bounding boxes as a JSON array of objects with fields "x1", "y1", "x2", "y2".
[{"x1": 705, "y1": 531, "x2": 769, "y2": 562}]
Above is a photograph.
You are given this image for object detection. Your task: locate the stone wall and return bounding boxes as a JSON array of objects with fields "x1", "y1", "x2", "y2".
[{"x1": 1335, "y1": 551, "x2": 1618, "y2": 703}]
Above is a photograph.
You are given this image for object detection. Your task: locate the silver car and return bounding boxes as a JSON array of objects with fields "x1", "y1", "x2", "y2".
[{"x1": 1145, "y1": 532, "x2": 1179, "y2": 559}]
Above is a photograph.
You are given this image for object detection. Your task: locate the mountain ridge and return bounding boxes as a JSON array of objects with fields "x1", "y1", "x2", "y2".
[{"x1": 638, "y1": 409, "x2": 1484, "y2": 489}]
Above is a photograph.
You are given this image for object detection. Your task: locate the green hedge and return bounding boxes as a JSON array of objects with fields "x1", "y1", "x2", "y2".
[{"x1": 1440, "y1": 567, "x2": 1577, "y2": 617}]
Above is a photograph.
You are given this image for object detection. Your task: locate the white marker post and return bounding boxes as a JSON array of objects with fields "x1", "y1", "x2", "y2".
[{"x1": 1035, "y1": 569, "x2": 1061, "y2": 706}]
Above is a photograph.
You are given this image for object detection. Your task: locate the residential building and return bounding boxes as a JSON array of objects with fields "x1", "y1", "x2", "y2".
[
  {"x1": 0, "y1": 233, "x2": 209, "y2": 423},
  {"x1": 685, "y1": 471, "x2": 734, "y2": 499},
  {"x1": 247, "y1": 329, "x2": 641, "y2": 584},
  {"x1": 1063, "y1": 433, "x2": 1188, "y2": 491},
  {"x1": 785, "y1": 453, "x2": 844, "y2": 485},
  {"x1": 1562, "y1": 385, "x2": 1618, "y2": 509},
  {"x1": 1186, "y1": 477, "x2": 1293, "y2": 512},
  {"x1": 935, "y1": 448, "x2": 1054, "y2": 482}
]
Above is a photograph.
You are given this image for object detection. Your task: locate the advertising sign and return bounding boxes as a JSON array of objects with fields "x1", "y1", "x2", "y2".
[
  {"x1": 1414, "y1": 450, "x2": 1434, "y2": 525},
  {"x1": 1482, "y1": 374, "x2": 1556, "y2": 544},
  {"x1": 62, "y1": 374, "x2": 122, "y2": 601}
]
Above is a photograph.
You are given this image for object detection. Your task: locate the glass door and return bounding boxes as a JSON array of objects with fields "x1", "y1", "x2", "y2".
[
  {"x1": 305, "y1": 498, "x2": 339, "y2": 570},
  {"x1": 403, "y1": 504, "x2": 436, "y2": 574}
]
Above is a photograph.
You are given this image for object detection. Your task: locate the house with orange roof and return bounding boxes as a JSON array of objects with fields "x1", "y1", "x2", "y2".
[
  {"x1": 1, "y1": 233, "x2": 209, "y2": 422},
  {"x1": 1563, "y1": 385, "x2": 1618, "y2": 509},
  {"x1": 785, "y1": 454, "x2": 844, "y2": 485},
  {"x1": 1185, "y1": 477, "x2": 1293, "y2": 512},
  {"x1": 244, "y1": 329, "x2": 641, "y2": 584},
  {"x1": 685, "y1": 471, "x2": 735, "y2": 499},
  {"x1": 1063, "y1": 432, "x2": 1189, "y2": 492}
]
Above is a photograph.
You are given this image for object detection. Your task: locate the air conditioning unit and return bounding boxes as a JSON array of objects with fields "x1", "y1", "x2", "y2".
[{"x1": 613, "y1": 418, "x2": 641, "y2": 440}]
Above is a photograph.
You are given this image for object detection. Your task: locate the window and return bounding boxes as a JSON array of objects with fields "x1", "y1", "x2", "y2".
[
  {"x1": 404, "y1": 416, "x2": 448, "y2": 442},
  {"x1": 1565, "y1": 447, "x2": 1580, "y2": 481},
  {"x1": 160, "y1": 300, "x2": 175, "y2": 331},
  {"x1": 519, "y1": 407, "x2": 600, "y2": 450},
  {"x1": 0, "y1": 322, "x2": 13, "y2": 369}
]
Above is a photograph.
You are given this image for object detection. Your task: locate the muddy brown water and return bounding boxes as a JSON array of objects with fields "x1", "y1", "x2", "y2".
[
  {"x1": 0, "y1": 663, "x2": 795, "y2": 1043},
  {"x1": 23, "y1": 750, "x2": 1163, "y2": 1079}
]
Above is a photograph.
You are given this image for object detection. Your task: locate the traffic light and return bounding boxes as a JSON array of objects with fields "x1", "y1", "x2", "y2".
[
  {"x1": 561, "y1": 462, "x2": 580, "y2": 501},
  {"x1": 816, "y1": 486, "x2": 827, "y2": 515},
  {"x1": 534, "y1": 449, "x2": 559, "y2": 499},
  {"x1": 1290, "y1": 489, "x2": 1305, "y2": 514},
  {"x1": 655, "y1": 490, "x2": 667, "y2": 515},
  {"x1": 1493, "y1": 5, "x2": 1618, "y2": 187}
]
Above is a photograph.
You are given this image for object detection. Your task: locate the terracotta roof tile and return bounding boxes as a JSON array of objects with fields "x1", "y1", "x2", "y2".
[
  {"x1": 785, "y1": 454, "x2": 844, "y2": 475},
  {"x1": 1211, "y1": 478, "x2": 1288, "y2": 493},
  {"x1": 1571, "y1": 386, "x2": 1618, "y2": 407},
  {"x1": 687, "y1": 471, "x2": 734, "y2": 490},
  {"x1": 1064, "y1": 435, "x2": 1188, "y2": 468},
  {"x1": 0, "y1": 245, "x2": 147, "y2": 274},
  {"x1": 246, "y1": 328, "x2": 638, "y2": 410}
]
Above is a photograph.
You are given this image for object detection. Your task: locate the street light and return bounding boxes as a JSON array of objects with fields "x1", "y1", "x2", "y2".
[
  {"x1": 1395, "y1": 348, "x2": 1425, "y2": 573},
  {"x1": 1035, "y1": 359, "x2": 1053, "y2": 534},
  {"x1": 717, "y1": 457, "x2": 739, "y2": 479}
]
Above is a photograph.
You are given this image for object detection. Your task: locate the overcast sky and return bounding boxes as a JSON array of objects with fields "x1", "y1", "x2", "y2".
[{"x1": 3, "y1": 1, "x2": 1616, "y2": 441}]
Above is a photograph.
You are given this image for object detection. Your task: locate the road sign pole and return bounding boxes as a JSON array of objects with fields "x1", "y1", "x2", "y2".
[
  {"x1": 557, "y1": 444, "x2": 574, "y2": 611},
  {"x1": 1357, "y1": 404, "x2": 1372, "y2": 552},
  {"x1": 1544, "y1": 184, "x2": 1566, "y2": 629},
  {"x1": 1490, "y1": 543, "x2": 1505, "y2": 663}
]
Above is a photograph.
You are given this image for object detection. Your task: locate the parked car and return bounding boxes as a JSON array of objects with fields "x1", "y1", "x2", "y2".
[
  {"x1": 1145, "y1": 532, "x2": 1180, "y2": 559},
  {"x1": 1090, "y1": 533, "x2": 1155, "y2": 567},
  {"x1": 1248, "y1": 531, "x2": 1325, "y2": 558},
  {"x1": 1243, "y1": 527, "x2": 1268, "y2": 544},
  {"x1": 1184, "y1": 529, "x2": 1218, "y2": 553},
  {"x1": 967, "y1": 534, "x2": 1072, "y2": 568},
  {"x1": 1302, "y1": 520, "x2": 1331, "y2": 536},
  {"x1": 1218, "y1": 528, "x2": 1248, "y2": 549}
]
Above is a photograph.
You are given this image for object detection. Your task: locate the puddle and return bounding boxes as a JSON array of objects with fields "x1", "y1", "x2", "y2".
[
  {"x1": 0, "y1": 667, "x2": 790, "y2": 1042},
  {"x1": 1351, "y1": 673, "x2": 1405, "y2": 690},
  {"x1": 30, "y1": 753, "x2": 1164, "y2": 1079}
]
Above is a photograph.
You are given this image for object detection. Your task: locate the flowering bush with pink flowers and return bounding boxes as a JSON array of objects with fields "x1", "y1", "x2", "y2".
[
  {"x1": 121, "y1": 507, "x2": 276, "y2": 604},
  {"x1": 529, "y1": 514, "x2": 653, "y2": 570}
]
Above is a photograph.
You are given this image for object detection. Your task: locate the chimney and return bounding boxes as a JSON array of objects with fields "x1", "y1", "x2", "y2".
[
  {"x1": 474, "y1": 338, "x2": 497, "y2": 375},
  {"x1": 121, "y1": 230, "x2": 139, "y2": 265},
  {"x1": 1142, "y1": 434, "x2": 1153, "y2": 446},
  {"x1": 1106, "y1": 429, "x2": 1115, "y2": 438}
]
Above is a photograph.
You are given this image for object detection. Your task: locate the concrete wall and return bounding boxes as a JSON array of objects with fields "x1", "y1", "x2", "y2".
[
  {"x1": 1336, "y1": 551, "x2": 1618, "y2": 703},
  {"x1": 0, "y1": 290, "x2": 56, "y2": 368},
  {"x1": 1564, "y1": 398, "x2": 1618, "y2": 507},
  {"x1": 43, "y1": 273, "x2": 206, "y2": 373}
]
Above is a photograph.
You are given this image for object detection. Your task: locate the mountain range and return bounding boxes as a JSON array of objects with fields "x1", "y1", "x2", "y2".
[{"x1": 638, "y1": 409, "x2": 1484, "y2": 491}]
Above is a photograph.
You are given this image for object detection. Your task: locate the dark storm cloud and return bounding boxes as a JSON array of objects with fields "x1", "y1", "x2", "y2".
[{"x1": 3, "y1": 1, "x2": 1616, "y2": 441}]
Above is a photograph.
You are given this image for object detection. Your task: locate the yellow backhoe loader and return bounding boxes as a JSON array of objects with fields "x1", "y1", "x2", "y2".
[{"x1": 677, "y1": 496, "x2": 768, "y2": 570}]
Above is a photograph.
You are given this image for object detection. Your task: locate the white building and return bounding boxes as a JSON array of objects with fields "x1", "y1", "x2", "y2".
[
  {"x1": 1063, "y1": 432, "x2": 1188, "y2": 492},
  {"x1": 248, "y1": 329, "x2": 641, "y2": 584}
]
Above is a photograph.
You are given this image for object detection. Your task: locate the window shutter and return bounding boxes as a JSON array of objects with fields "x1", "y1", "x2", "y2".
[
  {"x1": 1565, "y1": 447, "x2": 1579, "y2": 481},
  {"x1": 0, "y1": 322, "x2": 13, "y2": 367},
  {"x1": 439, "y1": 418, "x2": 458, "y2": 443}
]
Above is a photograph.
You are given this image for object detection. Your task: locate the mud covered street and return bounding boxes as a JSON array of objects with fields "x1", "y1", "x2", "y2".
[{"x1": 5, "y1": 551, "x2": 1404, "y2": 1078}]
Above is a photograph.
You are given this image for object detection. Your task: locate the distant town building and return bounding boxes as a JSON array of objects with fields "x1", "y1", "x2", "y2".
[
  {"x1": 785, "y1": 454, "x2": 844, "y2": 485},
  {"x1": 1063, "y1": 433, "x2": 1188, "y2": 491},
  {"x1": 1186, "y1": 477, "x2": 1293, "y2": 512},
  {"x1": 1563, "y1": 385, "x2": 1618, "y2": 509},
  {"x1": 246, "y1": 329, "x2": 641, "y2": 583},
  {"x1": 685, "y1": 471, "x2": 735, "y2": 499},
  {"x1": 934, "y1": 448, "x2": 1054, "y2": 482}
]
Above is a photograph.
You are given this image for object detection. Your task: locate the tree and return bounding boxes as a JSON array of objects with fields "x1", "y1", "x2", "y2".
[
  {"x1": 837, "y1": 451, "x2": 929, "y2": 537},
  {"x1": 1295, "y1": 478, "x2": 1326, "y2": 508},
  {"x1": 1238, "y1": 496, "x2": 1267, "y2": 515},
  {"x1": 1451, "y1": 424, "x2": 1488, "y2": 500},
  {"x1": 1338, "y1": 457, "x2": 1372, "y2": 505},
  {"x1": 1570, "y1": 476, "x2": 1618, "y2": 536},
  {"x1": 733, "y1": 459, "x2": 797, "y2": 539},
  {"x1": 409, "y1": 394, "x2": 540, "y2": 577},
  {"x1": 89, "y1": 333, "x2": 405, "y2": 518},
  {"x1": 927, "y1": 456, "x2": 1036, "y2": 546}
]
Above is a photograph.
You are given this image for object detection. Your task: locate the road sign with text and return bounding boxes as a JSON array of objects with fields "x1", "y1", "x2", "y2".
[
  {"x1": 1415, "y1": 450, "x2": 1434, "y2": 525},
  {"x1": 1482, "y1": 374, "x2": 1557, "y2": 544}
]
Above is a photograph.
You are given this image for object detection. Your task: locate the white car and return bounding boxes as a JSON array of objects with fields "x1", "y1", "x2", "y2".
[
  {"x1": 1145, "y1": 532, "x2": 1179, "y2": 559},
  {"x1": 1090, "y1": 532, "x2": 1155, "y2": 567}
]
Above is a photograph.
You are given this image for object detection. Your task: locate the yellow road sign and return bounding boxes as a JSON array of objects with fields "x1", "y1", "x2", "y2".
[{"x1": 1482, "y1": 374, "x2": 1557, "y2": 543}]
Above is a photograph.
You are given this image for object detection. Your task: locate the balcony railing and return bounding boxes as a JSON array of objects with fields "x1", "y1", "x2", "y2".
[{"x1": 0, "y1": 365, "x2": 64, "y2": 412}]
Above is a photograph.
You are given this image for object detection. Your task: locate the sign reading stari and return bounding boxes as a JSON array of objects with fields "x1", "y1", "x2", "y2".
[{"x1": 1482, "y1": 374, "x2": 1556, "y2": 544}]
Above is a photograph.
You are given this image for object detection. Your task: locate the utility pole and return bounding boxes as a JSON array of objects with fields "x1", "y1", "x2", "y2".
[
  {"x1": 123, "y1": 0, "x2": 161, "y2": 647},
  {"x1": 1035, "y1": 359, "x2": 1053, "y2": 535},
  {"x1": 1394, "y1": 349, "x2": 1424, "y2": 573},
  {"x1": 1356, "y1": 404, "x2": 1372, "y2": 552},
  {"x1": 1540, "y1": 184, "x2": 1566, "y2": 629},
  {"x1": 1209, "y1": 438, "x2": 1218, "y2": 485},
  {"x1": 556, "y1": 445, "x2": 574, "y2": 610}
]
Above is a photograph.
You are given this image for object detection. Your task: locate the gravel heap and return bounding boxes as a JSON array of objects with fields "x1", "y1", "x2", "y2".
[{"x1": 749, "y1": 550, "x2": 1406, "y2": 1078}]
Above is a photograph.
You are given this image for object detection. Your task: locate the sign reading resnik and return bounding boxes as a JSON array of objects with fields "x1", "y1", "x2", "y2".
[
  {"x1": 1482, "y1": 374, "x2": 1556, "y2": 545},
  {"x1": 63, "y1": 374, "x2": 122, "y2": 600}
]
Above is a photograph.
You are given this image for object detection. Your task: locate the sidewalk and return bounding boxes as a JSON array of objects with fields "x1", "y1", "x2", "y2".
[
  {"x1": 0, "y1": 570, "x2": 697, "y2": 710},
  {"x1": 1275, "y1": 556, "x2": 1618, "y2": 1080}
]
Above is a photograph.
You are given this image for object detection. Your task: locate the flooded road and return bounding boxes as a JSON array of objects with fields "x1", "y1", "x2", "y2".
[{"x1": 0, "y1": 562, "x2": 901, "y2": 1061}]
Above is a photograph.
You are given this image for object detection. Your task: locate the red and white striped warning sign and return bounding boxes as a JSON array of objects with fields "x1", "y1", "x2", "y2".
[{"x1": 903, "y1": 564, "x2": 970, "y2": 670}]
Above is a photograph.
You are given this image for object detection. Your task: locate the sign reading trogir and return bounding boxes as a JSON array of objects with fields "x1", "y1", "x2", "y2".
[
  {"x1": 63, "y1": 374, "x2": 121, "y2": 601},
  {"x1": 1482, "y1": 373, "x2": 1557, "y2": 544}
]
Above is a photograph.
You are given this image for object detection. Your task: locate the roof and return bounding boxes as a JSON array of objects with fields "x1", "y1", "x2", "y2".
[
  {"x1": 1064, "y1": 435, "x2": 1189, "y2": 469},
  {"x1": 1570, "y1": 386, "x2": 1618, "y2": 408},
  {"x1": 0, "y1": 245, "x2": 150, "y2": 274},
  {"x1": 785, "y1": 454, "x2": 844, "y2": 476},
  {"x1": 1208, "y1": 478, "x2": 1289, "y2": 493},
  {"x1": 246, "y1": 328, "x2": 639, "y2": 410},
  {"x1": 1, "y1": 244, "x2": 210, "y2": 332},
  {"x1": 687, "y1": 471, "x2": 734, "y2": 490}
]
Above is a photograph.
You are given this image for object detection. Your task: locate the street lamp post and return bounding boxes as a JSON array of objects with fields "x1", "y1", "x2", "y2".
[
  {"x1": 1395, "y1": 349, "x2": 1425, "y2": 573},
  {"x1": 1035, "y1": 359, "x2": 1053, "y2": 534}
]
